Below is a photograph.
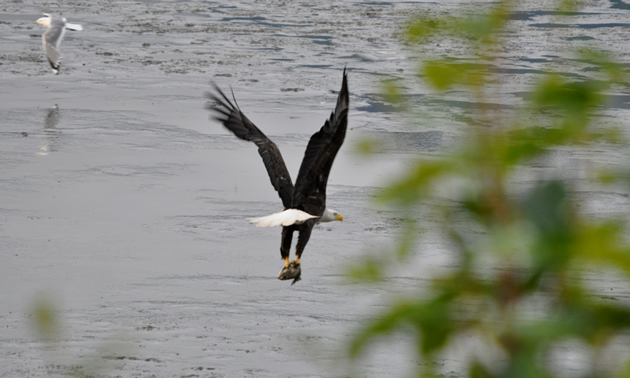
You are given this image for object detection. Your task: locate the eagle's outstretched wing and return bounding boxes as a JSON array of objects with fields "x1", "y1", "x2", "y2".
[
  {"x1": 292, "y1": 68, "x2": 349, "y2": 214},
  {"x1": 206, "y1": 86, "x2": 294, "y2": 209}
]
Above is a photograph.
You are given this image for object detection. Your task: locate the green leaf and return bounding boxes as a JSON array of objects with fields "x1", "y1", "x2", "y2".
[
  {"x1": 404, "y1": 17, "x2": 450, "y2": 43},
  {"x1": 422, "y1": 61, "x2": 487, "y2": 90},
  {"x1": 348, "y1": 295, "x2": 456, "y2": 358},
  {"x1": 573, "y1": 222, "x2": 630, "y2": 276},
  {"x1": 345, "y1": 255, "x2": 385, "y2": 282},
  {"x1": 377, "y1": 160, "x2": 456, "y2": 205}
]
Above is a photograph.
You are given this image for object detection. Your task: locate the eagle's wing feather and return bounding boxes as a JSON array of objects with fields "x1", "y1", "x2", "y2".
[
  {"x1": 206, "y1": 86, "x2": 295, "y2": 209},
  {"x1": 292, "y1": 69, "x2": 349, "y2": 214}
]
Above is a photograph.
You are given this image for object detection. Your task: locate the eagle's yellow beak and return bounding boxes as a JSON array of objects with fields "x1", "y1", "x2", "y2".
[{"x1": 335, "y1": 213, "x2": 343, "y2": 221}]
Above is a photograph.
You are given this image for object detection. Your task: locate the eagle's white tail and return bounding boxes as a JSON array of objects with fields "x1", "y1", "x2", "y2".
[
  {"x1": 249, "y1": 209, "x2": 318, "y2": 227},
  {"x1": 66, "y1": 23, "x2": 83, "y2": 31}
]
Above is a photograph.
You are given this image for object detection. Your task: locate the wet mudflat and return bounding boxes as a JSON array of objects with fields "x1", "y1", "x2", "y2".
[{"x1": 1, "y1": 1, "x2": 630, "y2": 377}]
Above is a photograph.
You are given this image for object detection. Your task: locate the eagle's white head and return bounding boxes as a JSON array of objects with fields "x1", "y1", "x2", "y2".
[{"x1": 320, "y1": 208, "x2": 343, "y2": 223}]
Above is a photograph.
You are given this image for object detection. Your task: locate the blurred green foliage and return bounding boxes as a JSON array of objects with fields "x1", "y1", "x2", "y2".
[
  {"x1": 31, "y1": 294, "x2": 60, "y2": 342},
  {"x1": 29, "y1": 295, "x2": 130, "y2": 377},
  {"x1": 347, "y1": 1, "x2": 630, "y2": 377}
]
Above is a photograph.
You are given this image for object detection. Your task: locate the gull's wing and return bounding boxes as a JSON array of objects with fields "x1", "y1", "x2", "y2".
[
  {"x1": 42, "y1": 34, "x2": 61, "y2": 73},
  {"x1": 44, "y1": 16, "x2": 66, "y2": 48},
  {"x1": 206, "y1": 86, "x2": 295, "y2": 209},
  {"x1": 292, "y1": 68, "x2": 349, "y2": 213},
  {"x1": 64, "y1": 23, "x2": 83, "y2": 31},
  {"x1": 42, "y1": 17, "x2": 66, "y2": 73}
]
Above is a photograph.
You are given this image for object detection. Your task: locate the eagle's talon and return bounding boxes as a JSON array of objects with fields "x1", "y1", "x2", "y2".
[{"x1": 278, "y1": 261, "x2": 301, "y2": 282}]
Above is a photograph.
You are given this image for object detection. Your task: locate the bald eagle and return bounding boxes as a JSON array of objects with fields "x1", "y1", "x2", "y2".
[{"x1": 206, "y1": 69, "x2": 349, "y2": 284}]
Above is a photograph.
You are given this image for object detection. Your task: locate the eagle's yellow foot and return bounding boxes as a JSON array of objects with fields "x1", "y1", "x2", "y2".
[{"x1": 278, "y1": 260, "x2": 301, "y2": 285}]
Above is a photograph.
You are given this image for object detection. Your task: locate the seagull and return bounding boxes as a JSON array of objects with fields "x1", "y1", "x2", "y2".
[{"x1": 34, "y1": 13, "x2": 83, "y2": 74}]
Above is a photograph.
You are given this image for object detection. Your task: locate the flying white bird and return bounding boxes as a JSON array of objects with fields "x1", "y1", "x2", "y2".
[{"x1": 34, "y1": 13, "x2": 83, "y2": 74}]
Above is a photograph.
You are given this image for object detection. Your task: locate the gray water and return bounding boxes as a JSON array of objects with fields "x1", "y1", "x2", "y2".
[{"x1": 2, "y1": 1, "x2": 630, "y2": 377}]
